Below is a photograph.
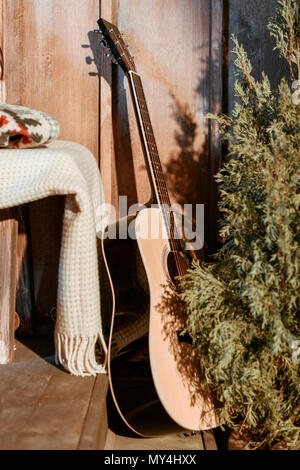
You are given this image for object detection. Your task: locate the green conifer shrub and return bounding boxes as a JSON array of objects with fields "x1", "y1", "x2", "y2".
[{"x1": 179, "y1": 0, "x2": 300, "y2": 449}]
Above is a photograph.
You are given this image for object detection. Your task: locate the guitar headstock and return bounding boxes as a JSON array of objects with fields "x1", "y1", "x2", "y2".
[{"x1": 96, "y1": 18, "x2": 136, "y2": 74}]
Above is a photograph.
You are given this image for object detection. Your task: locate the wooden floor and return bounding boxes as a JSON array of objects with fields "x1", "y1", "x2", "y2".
[
  {"x1": 105, "y1": 430, "x2": 205, "y2": 450},
  {"x1": 0, "y1": 335, "x2": 216, "y2": 450},
  {"x1": 0, "y1": 335, "x2": 108, "y2": 450}
]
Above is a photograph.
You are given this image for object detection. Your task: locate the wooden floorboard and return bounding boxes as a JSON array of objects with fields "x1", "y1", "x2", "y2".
[
  {"x1": 105, "y1": 430, "x2": 205, "y2": 451},
  {"x1": 0, "y1": 335, "x2": 108, "y2": 450},
  {"x1": 104, "y1": 391, "x2": 206, "y2": 451},
  {"x1": 77, "y1": 374, "x2": 109, "y2": 450},
  {"x1": 0, "y1": 209, "x2": 18, "y2": 365},
  {"x1": 0, "y1": 334, "x2": 216, "y2": 450}
]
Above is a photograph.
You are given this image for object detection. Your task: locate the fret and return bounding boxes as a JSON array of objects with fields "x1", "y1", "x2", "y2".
[
  {"x1": 135, "y1": 89, "x2": 146, "y2": 101},
  {"x1": 149, "y1": 148, "x2": 159, "y2": 156},
  {"x1": 150, "y1": 153, "x2": 160, "y2": 162},
  {"x1": 139, "y1": 112, "x2": 152, "y2": 127},
  {"x1": 150, "y1": 166, "x2": 164, "y2": 176},
  {"x1": 152, "y1": 166, "x2": 163, "y2": 174},
  {"x1": 145, "y1": 132, "x2": 156, "y2": 143},
  {"x1": 139, "y1": 108, "x2": 151, "y2": 119},
  {"x1": 132, "y1": 80, "x2": 143, "y2": 89},
  {"x1": 136, "y1": 94, "x2": 147, "y2": 103},
  {"x1": 131, "y1": 75, "x2": 143, "y2": 88},
  {"x1": 140, "y1": 111, "x2": 152, "y2": 125},
  {"x1": 154, "y1": 177, "x2": 167, "y2": 187},
  {"x1": 144, "y1": 124, "x2": 153, "y2": 133},
  {"x1": 150, "y1": 162, "x2": 163, "y2": 174},
  {"x1": 148, "y1": 147, "x2": 158, "y2": 156},
  {"x1": 145, "y1": 135, "x2": 155, "y2": 145},
  {"x1": 139, "y1": 102, "x2": 148, "y2": 112}
]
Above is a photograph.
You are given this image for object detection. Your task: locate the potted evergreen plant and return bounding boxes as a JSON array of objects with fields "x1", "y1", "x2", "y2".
[{"x1": 179, "y1": 0, "x2": 300, "y2": 450}]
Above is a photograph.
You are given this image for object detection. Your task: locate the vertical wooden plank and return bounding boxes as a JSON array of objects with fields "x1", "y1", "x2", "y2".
[
  {"x1": 208, "y1": 0, "x2": 223, "y2": 253},
  {"x1": 0, "y1": 209, "x2": 18, "y2": 364},
  {"x1": 3, "y1": 0, "x2": 100, "y2": 158},
  {"x1": 0, "y1": 0, "x2": 3, "y2": 51},
  {"x1": 99, "y1": 0, "x2": 119, "y2": 215},
  {"x1": 3, "y1": 1, "x2": 101, "y2": 322},
  {"x1": 77, "y1": 375, "x2": 109, "y2": 450},
  {"x1": 117, "y1": 0, "x2": 204, "y2": 207},
  {"x1": 227, "y1": 0, "x2": 289, "y2": 114},
  {"x1": 0, "y1": 0, "x2": 4, "y2": 103}
]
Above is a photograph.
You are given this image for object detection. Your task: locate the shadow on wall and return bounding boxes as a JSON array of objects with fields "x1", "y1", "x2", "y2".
[
  {"x1": 165, "y1": 49, "x2": 223, "y2": 257},
  {"x1": 86, "y1": 30, "x2": 138, "y2": 209}
]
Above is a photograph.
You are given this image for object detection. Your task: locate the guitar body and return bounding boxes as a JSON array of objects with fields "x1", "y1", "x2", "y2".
[{"x1": 101, "y1": 208, "x2": 217, "y2": 437}]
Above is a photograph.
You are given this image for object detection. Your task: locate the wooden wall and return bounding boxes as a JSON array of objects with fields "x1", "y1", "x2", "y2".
[
  {"x1": 0, "y1": 2, "x2": 2, "y2": 62},
  {"x1": 1, "y1": 0, "x2": 283, "y2": 323},
  {"x1": 99, "y1": 0, "x2": 223, "y2": 254},
  {"x1": 1, "y1": 0, "x2": 100, "y2": 159},
  {"x1": 0, "y1": 0, "x2": 101, "y2": 321},
  {"x1": 226, "y1": 0, "x2": 290, "y2": 113}
]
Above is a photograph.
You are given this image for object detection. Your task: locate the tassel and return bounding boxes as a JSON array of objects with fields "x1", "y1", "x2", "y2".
[{"x1": 55, "y1": 332, "x2": 107, "y2": 376}]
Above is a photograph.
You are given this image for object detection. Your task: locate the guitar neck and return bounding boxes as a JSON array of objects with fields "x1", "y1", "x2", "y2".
[
  {"x1": 127, "y1": 70, "x2": 181, "y2": 252},
  {"x1": 128, "y1": 71, "x2": 170, "y2": 207}
]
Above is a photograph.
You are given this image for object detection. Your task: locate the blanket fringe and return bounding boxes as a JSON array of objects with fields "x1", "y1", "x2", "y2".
[{"x1": 55, "y1": 332, "x2": 107, "y2": 376}]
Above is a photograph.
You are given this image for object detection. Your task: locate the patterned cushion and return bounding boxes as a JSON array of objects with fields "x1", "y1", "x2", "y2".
[{"x1": 0, "y1": 104, "x2": 59, "y2": 149}]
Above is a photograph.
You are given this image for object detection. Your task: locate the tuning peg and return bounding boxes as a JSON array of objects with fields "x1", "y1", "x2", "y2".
[
  {"x1": 94, "y1": 29, "x2": 102, "y2": 34},
  {"x1": 100, "y1": 39, "x2": 107, "y2": 47},
  {"x1": 106, "y1": 52, "x2": 112, "y2": 58}
]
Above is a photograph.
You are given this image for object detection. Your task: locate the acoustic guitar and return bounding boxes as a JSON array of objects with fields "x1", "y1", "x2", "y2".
[{"x1": 97, "y1": 18, "x2": 217, "y2": 437}]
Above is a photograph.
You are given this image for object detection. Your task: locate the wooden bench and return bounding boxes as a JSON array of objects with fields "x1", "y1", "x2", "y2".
[
  {"x1": 0, "y1": 208, "x2": 18, "y2": 364},
  {"x1": 0, "y1": 206, "x2": 35, "y2": 364},
  {"x1": 0, "y1": 207, "x2": 110, "y2": 450}
]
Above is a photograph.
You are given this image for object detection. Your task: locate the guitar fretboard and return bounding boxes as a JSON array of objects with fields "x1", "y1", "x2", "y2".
[{"x1": 129, "y1": 71, "x2": 181, "y2": 252}]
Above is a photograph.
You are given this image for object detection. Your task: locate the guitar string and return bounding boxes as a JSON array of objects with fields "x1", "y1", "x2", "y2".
[
  {"x1": 137, "y1": 92, "x2": 187, "y2": 277},
  {"x1": 134, "y1": 90, "x2": 186, "y2": 276},
  {"x1": 132, "y1": 75, "x2": 187, "y2": 277},
  {"x1": 135, "y1": 76, "x2": 185, "y2": 275}
]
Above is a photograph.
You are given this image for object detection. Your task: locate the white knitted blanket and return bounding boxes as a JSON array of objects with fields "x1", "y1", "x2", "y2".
[{"x1": 0, "y1": 140, "x2": 108, "y2": 376}]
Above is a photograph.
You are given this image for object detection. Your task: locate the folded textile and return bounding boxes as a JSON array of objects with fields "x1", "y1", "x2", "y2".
[
  {"x1": 0, "y1": 140, "x2": 108, "y2": 376},
  {"x1": 0, "y1": 104, "x2": 59, "y2": 149}
]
